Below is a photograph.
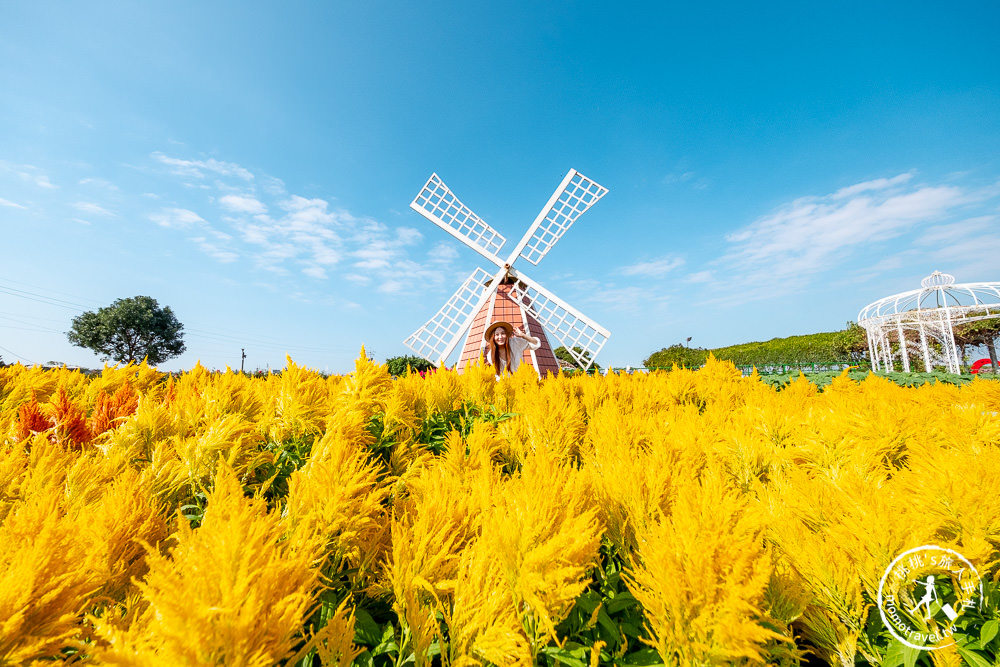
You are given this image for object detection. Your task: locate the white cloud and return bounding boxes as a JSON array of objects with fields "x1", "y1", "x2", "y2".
[
  {"x1": 428, "y1": 242, "x2": 459, "y2": 263},
  {"x1": 0, "y1": 161, "x2": 55, "y2": 189},
  {"x1": 219, "y1": 194, "x2": 267, "y2": 215},
  {"x1": 73, "y1": 201, "x2": 114, "y2": 217},
  {"x1": 719, "y1": 175, "x2": 972, "y2": 286},
  {"x1": 663, "y1": 171, "x2": 695, "y2": 184},
  {"x1": 152, "y1": 152, "x2": 254, "y2": 181},
  {"x1": 396, "y1": 227, "x2": 422, "y2": 245},
  {"x1": 191, "y1": 236, "x2": 238, "y2": 263},
  {"x1": 0, "y1": 197, "x2": 26, "y2": 209},
  {"x1": 302, "y1": 265, "x2": 328, "y2": 279},
  {"x1": 150, "y1": 208, "x2": 205, "y2": 228},
  {"x1": 147, "y1": 148, "x2": 462, "y2": 296},
  {"x1": 684, "y1": 270, "x2": 714, "y2": 283},
  {"x1": 344, "y1": 273, "x2": 371, "y2": 284},
  {"x1": 584, "y1": 285, "x2": 670, "y2": 313},
  {"x1": 619, "y1": 256, "x2": 685, "y2": 278},
  {"x1": 914, "y1": 215, "x2": 996, "y2": 247},
  {"x1": 353, "y1": 243, "x2": 396, "y2": 270},
  {"x1": 32, "y1": 173, "x2": 55, "y2": 188},
  {"x1": 261, "y1": 175, "x2": 286, "y2": 196},
  {"x1": 79, "y1": 177, "x2": 119, "y2": 191},
  {"x1": 830, "y1": 173, "x2": 913, "y2": 200},
  {"x1": 378, "y1": 279, "x2": 406, "y2": 294}
]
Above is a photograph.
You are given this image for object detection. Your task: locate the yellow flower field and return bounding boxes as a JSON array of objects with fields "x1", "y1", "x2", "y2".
[{"x1": 1, "y1": 352, "x2": 998, "y2": 667}]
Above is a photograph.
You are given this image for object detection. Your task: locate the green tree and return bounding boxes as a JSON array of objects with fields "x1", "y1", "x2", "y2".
[
  {"x1": 833, "y1": 321, "x2": 869, "y2": 362},
  {"x1": 954, "y1": 314, "x2": 1000, "y2": 372},
  {"x1": 643, "y1": 344, "x2": 708, "y2": 369},
  {"x1": 385, "y1": 355, "x2": 435, "y2": 376},
  {"x1": 553, "y1": 345, "x2": 601, "y2": 371},
  {"x1": 67, "y1": 296, "x2": 186, "y2": 365}
]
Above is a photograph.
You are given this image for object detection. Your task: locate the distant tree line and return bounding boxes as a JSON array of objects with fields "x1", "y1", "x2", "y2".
[
  {"x1": 644, "y1": 323, "x2": 869, "y2": 369},
  {"x1": 645, "y1": 318, "x2": 1000, "y2": 372}
]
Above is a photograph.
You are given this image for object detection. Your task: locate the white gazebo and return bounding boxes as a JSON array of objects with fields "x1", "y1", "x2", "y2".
[{"x1": 858, "y1": 271, "x2": 1000, "y2": 373}]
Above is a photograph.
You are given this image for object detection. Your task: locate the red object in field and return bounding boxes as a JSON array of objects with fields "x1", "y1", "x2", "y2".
[{"x1": 971, "y1": 358, "x2": 994, "y2": 374}]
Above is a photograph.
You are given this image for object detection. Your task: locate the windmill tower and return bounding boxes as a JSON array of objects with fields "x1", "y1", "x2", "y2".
[{"x1": 403, "y1": 169, "x2": 610, "y2": 375}]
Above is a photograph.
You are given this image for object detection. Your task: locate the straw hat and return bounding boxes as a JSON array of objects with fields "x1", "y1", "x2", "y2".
[{"x1": 484, "y1": 320, "x2": 514, "y2": 342}]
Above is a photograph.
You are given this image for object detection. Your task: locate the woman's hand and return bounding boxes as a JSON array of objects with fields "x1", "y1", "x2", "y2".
[{"x1": 512, "y1": 326, "x2": 527, "y2": 338}]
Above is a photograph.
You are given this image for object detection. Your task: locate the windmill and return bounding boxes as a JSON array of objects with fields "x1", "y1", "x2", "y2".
[{"x1": 403, "y1": 168, "x2": 610, "y2": 375}]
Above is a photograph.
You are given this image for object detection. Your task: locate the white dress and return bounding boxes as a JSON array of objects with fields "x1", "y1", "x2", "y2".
[{"x1": 481, "y1": 335, "x2": 540, "y2": 373}]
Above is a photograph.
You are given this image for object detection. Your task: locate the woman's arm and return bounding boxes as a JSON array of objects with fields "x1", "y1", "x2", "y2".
[
  {"x1": 512, "y1": 326, "x2": 541, "y2": 350},
  {"x1": 510, "y1": 333, "x2": 541, "y2": 355}
]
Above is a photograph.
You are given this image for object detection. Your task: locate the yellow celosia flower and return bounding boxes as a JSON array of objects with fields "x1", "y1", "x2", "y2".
[
  {"x1": 92, "y1": 459, "x2": 322, "y2": 666},
  {"x1": 626, "y1": 465, "x2": 783, "y2": 666},
  {"x1": 0, "y1": 349, "x2": 997, "y2": 666}
]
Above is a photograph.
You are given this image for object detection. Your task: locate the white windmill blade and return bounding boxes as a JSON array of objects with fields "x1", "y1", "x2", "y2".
[
  {"x1": 507, "y1": 272, "x2": 610, "y2": 370},
  {"x1": 403, "y1": 267, "x2": 496, "y2": 365},
  {"x1": 507, "y1": 169, "x2": 609, "y2": 266},
  {"x1": 410, "y1": 173, "x2": 507, "y2": 267}
]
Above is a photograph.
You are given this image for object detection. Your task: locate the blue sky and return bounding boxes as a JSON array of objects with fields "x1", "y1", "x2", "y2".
[{"x1": 1, "y1": 1, "x2": 998, "y2": 372}]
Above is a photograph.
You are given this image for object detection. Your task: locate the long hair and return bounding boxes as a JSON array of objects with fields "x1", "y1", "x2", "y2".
[{"x1": 488, "y1": 337, "x2": 509, "y2": 372}]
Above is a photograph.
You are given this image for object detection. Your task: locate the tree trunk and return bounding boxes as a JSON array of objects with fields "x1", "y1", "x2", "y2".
[{"x1": 989, "y1": 338, "x2": 998, "y2": 372}]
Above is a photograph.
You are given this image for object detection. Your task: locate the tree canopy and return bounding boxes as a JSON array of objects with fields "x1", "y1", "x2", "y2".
[
  {"x1": 385, "y1": 355, "x2": 435, "y2": 376},
  {"x1": 553, "y1": 345, "x2": 601, "y2": 371},
  {"x1": 643, "y1": 344, "x2": 708, "y2": 369},
  {"x1": 954, "y1": 314, "x2": 1000, "y2": 371},
  {"x1": 67, "y1": 296, "x2": 186, "y2": 365}
]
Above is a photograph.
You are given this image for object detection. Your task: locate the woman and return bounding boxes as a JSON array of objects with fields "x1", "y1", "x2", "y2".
[{"x1": 481, "y1": 321, "x2": 540, "y2": 375}]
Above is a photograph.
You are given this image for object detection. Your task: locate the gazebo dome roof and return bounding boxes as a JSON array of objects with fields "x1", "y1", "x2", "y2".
[
  {"x1": 858, "y1": 271, "x2": 1000, "y2": 323},
  {"x1": 858, "y1": 271, "x2": 1000, "y2": 374}
]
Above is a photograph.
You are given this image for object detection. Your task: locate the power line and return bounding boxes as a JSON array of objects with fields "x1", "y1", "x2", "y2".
[
  {"x1": 0, "y1": 285, "x2": 93, "y2": 311},
  {"x1": 0, "y1": 277, "x2": 104, "y2": 307},
  {"x1": 185, "y1": 328, "x2": 342, "y2": 354},
  {"x1": 0, "y1": 343, "x2": 35, "y2": 365},
  {"x1": 0, "y1": 324, "x2": 65, "y2": 334},
  {"x1": 0, "y1": 310, "x2": 69, "y2": 324}
]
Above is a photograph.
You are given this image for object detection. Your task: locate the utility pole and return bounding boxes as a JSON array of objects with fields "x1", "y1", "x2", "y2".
[{"x1": 241, "y1": 348, "x2": 246, "y2": 373}]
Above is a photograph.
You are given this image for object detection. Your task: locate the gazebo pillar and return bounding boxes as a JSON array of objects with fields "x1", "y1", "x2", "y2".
[
  {"x1": 866, "y1": 330, "x2": 879, "y2": 371},
  {"x1": 942, "y1": 306, "x2": 961, "y2": 373},
  {"x1": 918, "y1": 323, "x2": 931, "y2": 373},
  {"x1": 896, "y1": 321, "x2": 910, "y2": 373}
]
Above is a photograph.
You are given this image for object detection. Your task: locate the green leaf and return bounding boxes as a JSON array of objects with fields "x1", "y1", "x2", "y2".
[
  {"x1": 606, "y1": 591, "x2": 639, "y2": 615},
  {"x1": 618, "y1": 619, "x2": 642, "y2": 639},
  {"x1": 981, "y1": 619, "x2": 999, "y2": 646},
  {"x1": 956, "y1": 645, "x2": 994, "y2": 667},
  {"x1": 620, "y1": 647, "x2": 664, "y2": 665},
  {"x1": 595, "y1": 606, "x2": 620, "y2": 643},
  {"x1": 901, "y1": 643, "x2": 922, "y2": 667},
  {"x1": 354, "y1": 649, "x2": 374, "y2": 667},
  {"x1": 881, "y1": 640, "x2": 905, "y2": 667},
  {"x1": 574, "y1": 590, "x2": 602, "y2": 615},
  {"x1": 353, "y1": 608, "x2": 382, "y2": 646},
  {"x1": 542, "y1": 646, "x2": 587, "y2": 667}
]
